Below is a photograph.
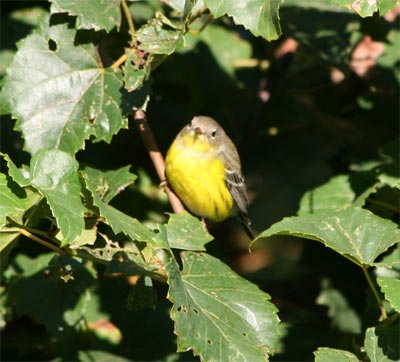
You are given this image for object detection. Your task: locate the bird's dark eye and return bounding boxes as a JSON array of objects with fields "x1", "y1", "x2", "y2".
[{"x1": 210, "y1": 129, "x2": 217, "y2": 139}]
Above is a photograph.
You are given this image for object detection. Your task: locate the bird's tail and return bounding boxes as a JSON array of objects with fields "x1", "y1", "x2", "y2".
[{"x1": 238, "y1": 212, "x2": 256, "y2": 240}]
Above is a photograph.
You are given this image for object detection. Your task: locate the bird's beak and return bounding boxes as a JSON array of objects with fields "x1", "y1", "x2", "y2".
[{"x1": 193, "y1": 127, "x2": 203, "y2": 142}]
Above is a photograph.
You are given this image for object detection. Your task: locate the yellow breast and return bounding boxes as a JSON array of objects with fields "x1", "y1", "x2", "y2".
[{"x1": 165, "y1": 136, "x2": 234, "y2": 222}]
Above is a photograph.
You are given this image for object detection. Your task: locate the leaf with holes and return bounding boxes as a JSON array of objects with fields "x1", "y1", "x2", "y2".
[
  {"x1": 205, "y1": 0, "x2": 283, "y2": 40},
  {"x1": 30, "y1": 149, "x2": 85, "y2": 244},
  {"x1": 50, "y1": 0, "x2": 122, "y2": 32},
  {"x1": 1, "y1": 15, "x2": 141, "y2": 155},
  {"x1": 254, "y1": 207, "x2": 400, "y2": 267},
  {"x1": 167, "y1": 251, "x2": 280, "y2": 362}
]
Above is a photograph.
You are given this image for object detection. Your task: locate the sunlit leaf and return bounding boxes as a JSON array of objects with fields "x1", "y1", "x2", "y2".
[
  {"x1": 2, "y1": 16, "x2": 133, "y2": 155},
  {"x1": 82, "y1": 166, "x2": 137, "y2": 204},
  {"x1": 332, "y1": 0, "x2": 377, "y2": 17},
  {"x1": 364, "y1": 324, "x2": 400, "y2": 362},
  {"x1": 30, "y1": 149, "x2": 85, "y2": 243},
  {"x1": 136, "y1": 14, "x2": 185, "y2": 54},
  {"x1": 314, "y1": 347, "x2": 360, "y2": 362},
  {"x1": 50, "y1": 0, "x2": 122, "y2": 32},
  {"x1": 377, "y1": 276, "x2": 400, "y2": 313},
  {"x1": 82, "y1": 167, "x2": 165, "y2": 247},
  {"x1": 205, "y1": 0, "x2": 283, "y2": 40},
  {"x1": 0, "y1": 174, "x2": 29, "y2": 227},
  {"x1": 255, "y1": 207, "x2": 400, "y2": 266},
  {"x1": 165, "y1": 211, "x2": 213, "y2": 251},
  {"x1": 167, "y1": 251, "x2": 280, "y2": 362}
]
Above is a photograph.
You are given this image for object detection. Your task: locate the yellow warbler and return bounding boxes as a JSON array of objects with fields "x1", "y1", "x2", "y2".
[{"x1": 165, "y1": 116, "x2": 253, "y2": 239}]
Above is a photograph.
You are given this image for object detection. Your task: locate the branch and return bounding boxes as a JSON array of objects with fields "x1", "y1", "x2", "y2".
[{"x1": 133, "y1": 108, "x2": 185, "y2": 214}]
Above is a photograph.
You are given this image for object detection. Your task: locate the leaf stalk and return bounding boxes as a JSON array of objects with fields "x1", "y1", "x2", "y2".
[
  {"x1": 121, "y1": 0, "x2": 136, "y2": 45},
  {"x1": 362, "y1": 265, "x2": 387, "y2": 320}
]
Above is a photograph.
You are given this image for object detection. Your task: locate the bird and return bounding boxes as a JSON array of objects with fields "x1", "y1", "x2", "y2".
[{"x1": 165, "y1": 116, "x2": 254, "y2": 239}]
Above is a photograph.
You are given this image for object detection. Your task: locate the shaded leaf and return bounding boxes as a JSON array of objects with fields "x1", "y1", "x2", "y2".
[
  {"x1": 13, "y1": 256, "x2": 104, "y2": 336},
  {"x1": 165, "y1": 211, "x2": 213, "y2": 251},
  {"x1": 50, "y1": 0, "x2": 122, "y2": 32},
  {"x1": 183, "y1": 24, "x2": 252, "y2": 77},
  {"x1": 254, "y1": 207, "x2": 400, "y2": 266},
  {"x1": 127, "y1": 276, "x2": 157, "y2": 311},
  {"x1": 205, "y1": 0, "x2": 283, "y2": 40},
  {"x1": 364, "y1": 324, "x2": 400, "y2": 362},
  {"x1": 30, "y1": 149, "x2": 85, "y2": 243},
  {"x1": 314, "y1": 347, "x2": 360, "y2": 362},
  {"x1": 78, "y1": 350, "x2": 133, "y2": 362},
  {"x1": 167, "y1": 251, "x2": 280, "y2": 362},
  {"x1": 316, "y1": 278, "x2": 361, "y2": 334},
  {"x1": 2, "y1": 16, "x2": 130, "y2": 155},
  {"x1": 377, "y1": 276, "x2": 400, "y2": 313}
]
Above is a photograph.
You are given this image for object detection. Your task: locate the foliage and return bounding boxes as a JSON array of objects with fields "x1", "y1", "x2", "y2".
[{"x1": 1, "y1": 0, "x2": 399, "y2": 361}]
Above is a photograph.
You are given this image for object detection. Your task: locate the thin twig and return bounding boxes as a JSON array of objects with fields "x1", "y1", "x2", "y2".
[
  {"x1": 362, "y1": 265, "x2": 387, "y2": 320},
  {"x1": 18, "y1": 228, "x2": 66, "y2": 256},
  {"x1": 133, "y1": 108, "x2": 185, "y2": 214},
  {"x1": 188, "y1": 13, "x2": 213, "y2": 34},
  {"x1": 121, "y1": 0, "x2": 136, "y2": 45},
  {"x1": 111, "y1": 53, "x2": 128, "y2": 70}
]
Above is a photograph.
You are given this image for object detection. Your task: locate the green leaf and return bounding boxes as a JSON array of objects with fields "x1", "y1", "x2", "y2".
[
  {"x1": 314, "y1": 347, "x2": 360, "y2": 362},
  {"x1": 13, "y1": 255, "x2": 104, "y2": 336},
  {"x1": 316, "y1": 278, "x2": 362, "y2": 334},
  {"x1": 82, "y1": 166, "x2": 137, "y2": 204},
  {"x1": 364, "y1": 324, "x2": 400, "y2": 362},
  {"x1": 5, "y1": 253, "x2": 55, "y2": 278},
  {"x1": 205, "y1": 0, "x2": 283, "y2": 40},
  {"x1": 2, "y1": 16, "x2": 130, "y2": 155},
  {"x1": 30, "y1": 149, "x2": 85, "y2": 243},
  {"x1": 1, "y1": 153, "x2": 30, "y2": 187},
  {"x1": 136, "y1": 13, "x2": 185, "y2": 54},
  {"x1": 122, "y1": 49, "x2": 149, "y2": 92},
  {"x1": 0, "y1": 230, "x2": 20, "y2": 270},
  {"x1": 81, "y1": 168, "x2": 165, "y2": 247},
  {"x1": 167, "y1": 251, "x2": 280, "y2": 362},
  {"x1": 298, "y1": 175, "x2": 355, "y2": 214},
  {"x1": 0, "y1": 173, "x2": 29, "y2": 227},
  {"x1": 50, "y1": 0, "x2": 122, "y2": 32},
  {"x1": 183, "y1": 24, "x2": 252, "y2": 77},
  {"x1": 165, "y1": 211, "x2": 213, "y2": 251},
  {"x1": 377, "y1": 277, "x2": 400, "y2": 313},
  {"x1": 298, "y1": 173, "x2": 382, "y2": 214},
  {"x1": 78, "y1": 350, "x2": 132, "y2": 362},
  {"x1": 378, "y1": 0, "x2": 400, "y2": 15},
  {"x1": 332, "y1": 0, "x2": 377, "y2": 17},
  {"x1": 255, "y1": 207, "x2": 400, "y2": 266}
]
